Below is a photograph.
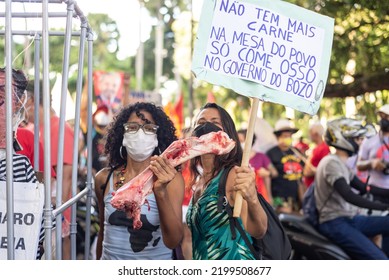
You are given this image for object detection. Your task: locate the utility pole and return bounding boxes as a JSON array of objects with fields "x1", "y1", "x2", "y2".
[
  {"x1": 135, "y1": 0, "x2": 144, "y2": 92},
  {"x1": 154, "y1": 3, "x2": 164, "y2": 93},
  {"x1": 188, "y1": 0, "x2": 195, "y2": 123}
]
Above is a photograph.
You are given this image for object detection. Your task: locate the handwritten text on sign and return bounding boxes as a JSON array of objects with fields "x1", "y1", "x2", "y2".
[{"x1": 203, "y1": 0, "x2": 325, "y2": 102}]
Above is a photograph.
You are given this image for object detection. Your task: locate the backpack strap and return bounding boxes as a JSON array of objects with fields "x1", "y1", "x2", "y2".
[
  {"x1": 233, "y1": 216, "x2": 261, "y2": 260},
  {"x1": 217, "y1": 166, "x2": 232, "y2": 212},
  {"x1": 217, "y1": 166, "x2": 261, "y2": 260}
]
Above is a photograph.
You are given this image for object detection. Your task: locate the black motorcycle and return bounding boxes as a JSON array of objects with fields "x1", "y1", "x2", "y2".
[{"x1": 279, "y1": 213, "x2": 350, "y2": 260}]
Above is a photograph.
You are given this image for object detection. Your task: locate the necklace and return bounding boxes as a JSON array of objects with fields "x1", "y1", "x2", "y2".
[{"x1": 115, "y1": 165, "x2": 126, "y2": 190}]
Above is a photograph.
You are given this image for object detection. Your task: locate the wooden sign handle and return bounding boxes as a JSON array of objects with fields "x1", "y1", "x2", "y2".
[{"x1": 233, "y1": 98, "x2": 260, "y2": 217}]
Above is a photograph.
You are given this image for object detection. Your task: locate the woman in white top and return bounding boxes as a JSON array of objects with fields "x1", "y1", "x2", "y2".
[{"x1": 94, "y1": 102, "x2": 184, "y2": 260}]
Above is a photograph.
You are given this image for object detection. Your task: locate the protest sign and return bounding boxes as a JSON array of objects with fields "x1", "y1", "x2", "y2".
[
  {"x1": 93, "y1": 70, "x2": 124, "y2": 115},
  {"x1": 192, "y1": 0, "x2": 334, "y2": 216},
  {"x1": 128, "y1": 91, "x2": 162, "y2": 106},
  {"x1": 0, "y1": 182, "x2": 44, "y2": 260},
  {"x1": 192, "y1": 0, "x2": 334, "y2": 115}
]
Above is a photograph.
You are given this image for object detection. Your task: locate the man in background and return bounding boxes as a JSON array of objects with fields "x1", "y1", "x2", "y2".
[
  {"x1": 303, "y1": 122, "x2": 331, "y2": 188},
  {"x1": 25, "y1": 81, "x2": 74, "y2": 259}
]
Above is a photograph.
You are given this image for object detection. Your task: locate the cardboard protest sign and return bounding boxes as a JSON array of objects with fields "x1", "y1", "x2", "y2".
[
  {"x1": 0, "y1": 182, "x2": 44, "y2": 260},
  {"x1": 192, "y1": 0, "x2": 334, "y2": 115}
]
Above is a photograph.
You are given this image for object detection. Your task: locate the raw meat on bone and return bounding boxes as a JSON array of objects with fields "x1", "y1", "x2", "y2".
[{"x1": 110, "y1": 131, "x2": 236, "y2": 229}]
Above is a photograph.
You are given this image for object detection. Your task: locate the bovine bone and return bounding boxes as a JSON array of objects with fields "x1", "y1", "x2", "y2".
[{"x1": 110, "y1": 131, "x2": 236, "y2": 229}]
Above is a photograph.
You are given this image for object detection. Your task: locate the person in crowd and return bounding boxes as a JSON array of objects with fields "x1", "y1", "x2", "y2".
[
  {"x1": 357, "y1": 105, "x2": 389, "y2": 204},
  {"x1": 0, "y1": 67, "x2": 43, "y2": 259},
  {"x1": 345, "y1": 124, "x2": 379, "y2": 222},
  {"x1": 94, "y1": 102, "x2": 184, "y2": 260},
  {"x1": 237, "y1": 128, "x2": 277, "y2": 204},
  {"x1": 91, "y1": 105, "x2": 110, "y2": 174},
  {"x1": 15, "y1": 127, "x2": 41, "y2": 171},
  {"x1": 15, "y1": 126, "x2": 57, "y2": 182},
  {"x1": 186, "y1": 103, "x2": 267, "y2": 260},
  {"x1": 315, "y1": 117, "x2": 389, "y2": 259},
  {"x1": 303, "y1": 122, "x2": 331, "y2": 188},
  {"x1": 266, "y1": 119, "x2": 305, "y2": 213},
  {"x1": 24, "y1": 80, "x2": 74, "y2": 259},
  {"x1": 294, "y1": 136, "x2": 310, "y2": 157},
  {"x1": 347, "y1": 136, "x2": 370, "y2": 183}
]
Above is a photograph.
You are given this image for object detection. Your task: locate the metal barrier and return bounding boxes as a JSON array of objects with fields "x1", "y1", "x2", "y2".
[{"x1": 1, "y1": 0, "x2": 94, "y2": 260}]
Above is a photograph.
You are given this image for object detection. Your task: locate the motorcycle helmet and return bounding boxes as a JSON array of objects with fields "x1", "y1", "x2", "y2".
[{"x1": 325, "y1": 117, "x2": 369, "y2": 155}]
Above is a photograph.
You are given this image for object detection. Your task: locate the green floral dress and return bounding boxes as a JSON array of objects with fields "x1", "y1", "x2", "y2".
[{"x1": 186, "y1": 169, "x2": 255, "y2": 260}]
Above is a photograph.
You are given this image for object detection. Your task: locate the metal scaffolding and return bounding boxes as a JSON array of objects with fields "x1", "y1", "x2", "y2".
[{"x1": 0, "y1": 0, "x2": 94, "y2": 260}]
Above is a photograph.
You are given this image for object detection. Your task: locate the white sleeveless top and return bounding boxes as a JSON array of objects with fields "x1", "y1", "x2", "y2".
[{"x1": 101, "y1": 174, "x2": 172, "y2": 260}]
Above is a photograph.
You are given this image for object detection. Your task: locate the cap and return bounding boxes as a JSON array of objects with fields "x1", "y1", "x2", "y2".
[
  {"x1": 378, "y1": 104, "x2": 389, "y2": 116},
  {"x1": 274, "y1": 119, "x2": 298, "y2": 135}
]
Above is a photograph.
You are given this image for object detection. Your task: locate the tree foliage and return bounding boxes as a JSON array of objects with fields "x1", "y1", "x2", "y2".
[
  {"x1": 0, "y1": 13, "x2": 132, "y2": 94},
  {"x1": 137, "y1": 0, "x2": 192, "y2": 89},
  {"x1": 297, "y1": 0, "x2": 389, "y2": 123},
  {"x1": 306, "y1": 0, "x2": 389, "y2": 98},
  {"x1": 3, "y1": 0, "x2": 388, "y2": 126}
]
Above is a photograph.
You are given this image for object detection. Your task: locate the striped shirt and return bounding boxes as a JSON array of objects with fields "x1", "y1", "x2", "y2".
[{"x1": 0, "y1": 154, "x2": 37, "y2": 183}]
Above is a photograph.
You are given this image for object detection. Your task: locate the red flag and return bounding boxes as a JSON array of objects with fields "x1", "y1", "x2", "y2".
[
  {"x1": 175, "y1": 93, "x2": 184, "y2": 130},
  {"x1": 163, "y1": 101, "x2": 174, "y2": 118},
  {"x1": 164, "y1": 101, "x2": 179, "y2": 138},
  {"x1": 164, "y1": 93, "x2": 184, "y2": 138}
]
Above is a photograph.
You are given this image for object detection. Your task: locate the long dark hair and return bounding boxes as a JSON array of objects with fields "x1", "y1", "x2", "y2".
[
  {"x1": 189, "y1": 103, "x2": 242, "y2": 187},
  {"x1": 105, "y1": 102, "x2": 177, "y2": 168}
]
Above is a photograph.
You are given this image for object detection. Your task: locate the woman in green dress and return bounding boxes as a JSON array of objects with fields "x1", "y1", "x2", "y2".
[{"x1": 186, "y1": 103, "x2": 268, "y2": 260}]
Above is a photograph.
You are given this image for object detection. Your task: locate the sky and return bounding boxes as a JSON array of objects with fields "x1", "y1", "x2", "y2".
[
  {"x1": 1, "y1": 0, "x2": 148, "y2": 58},
  {"x1": 1, "y1": 0, "x2": 203, "y2": 59},
  {"x1": 0, "y1": 0, "x2": 204, "y2": 116},
  {"x1": 77, "y1": 0, "x2": 204, "y2": 59},
  {"x1": 76, "y1": 0, "x2": 150, "y2": 58}
]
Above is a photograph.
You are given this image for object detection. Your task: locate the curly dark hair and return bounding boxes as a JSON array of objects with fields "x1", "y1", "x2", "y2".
[
  {"x1": 105, "y1": 102, "x2": 178, "y2": 168},
  {"x1": 189, "y1": 103, "x2": 243, "y2": 187}
]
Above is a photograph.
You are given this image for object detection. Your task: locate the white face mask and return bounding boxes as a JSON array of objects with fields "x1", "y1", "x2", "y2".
[
  {"x1": 12, "y1": 90, "x2": 27, "y2": 131},
  {"x1": 12, "y1": 108, "x2": 24, "y2": 131},
  {"x1": 122, "y1": 130, "x2": 158, "y2": 162}
]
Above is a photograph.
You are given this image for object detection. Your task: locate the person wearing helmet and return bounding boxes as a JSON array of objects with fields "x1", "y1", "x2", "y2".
[
  {"x1": 346, "y1": 122, "x2": 376, "y2": 183},
  {"x1": 315, "y1": 117, "x2": 389, "y2": 259},
  {"x1": 357, "y1": 105, "x2": 389, "y2": 203}
]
